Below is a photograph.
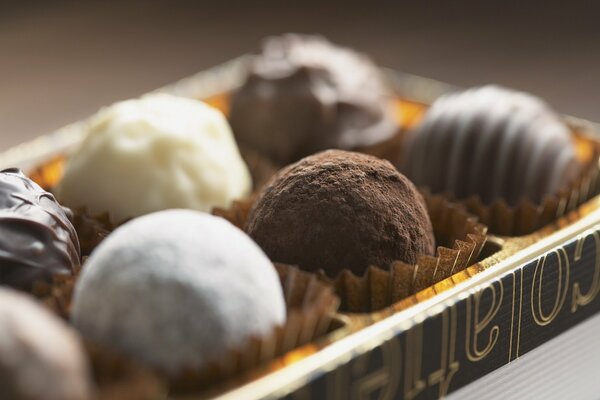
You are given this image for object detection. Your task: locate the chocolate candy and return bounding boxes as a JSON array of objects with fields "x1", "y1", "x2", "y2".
[
  {"x1": 246, "y1": 150, "x2": 435, "y2": 277},
  {"x1": 401, "y1": 85, "x2": 580, "y2": 206},
  {"x1": 72, "y1": 210, "x2": 285, "y2": 373},
  {"x1": 230, "y1": 34, "x2": 397, "y2": 165},
  {"x1": 56, "y1": 94, "x2": 252, "y2": 224},
  {"x1": 0, "y1": 168, "x2": 80, "y2": 290},
  {"x1": 0, "y1": 288, "x2": 93, "y2": 400}
]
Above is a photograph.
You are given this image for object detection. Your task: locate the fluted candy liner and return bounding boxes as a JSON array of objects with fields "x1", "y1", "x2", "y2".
[
  {"x1": 33, "y1": 262, "x2": 339, "y2": 396},
  {"x1": 214, "y1": 193, "x2": 488, "y2": 313},
  {"x1": 320, "y1": 193, "x2": 487, "y2": 312},
  {"x1": 455, "y1": 133, "x2": 600, "y2": 236},
  {"x1": 170, "y1": 263, "x2": 339, "y2": 393},
  {"x1": 27, "y1": 144, "x2": 280, "y2": 253}
]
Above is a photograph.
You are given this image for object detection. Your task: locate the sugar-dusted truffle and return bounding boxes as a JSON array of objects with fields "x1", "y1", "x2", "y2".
[
  {"x1": 72, "y1": 210, "x2": 285, "y2": 373},
  {"x1": 246, "y1": 150, "x2": 435, "y2": 276},
  {"x1": 0, "y1": 168, "x2": 80, "y2": 290},
  {"x1": 230, "y1": 34, "x2": 397, "y2": 165},
  {"x1": 0, "y1": 288, "x2": 93, "y2": 400},
  {"x1": 401, "y1": 85, "x2": 580, "y2": 206}
]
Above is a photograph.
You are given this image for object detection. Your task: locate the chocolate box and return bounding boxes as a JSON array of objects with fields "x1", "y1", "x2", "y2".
[{"x1": 2, "y1": 57, "x2": 600, "y2": 399}]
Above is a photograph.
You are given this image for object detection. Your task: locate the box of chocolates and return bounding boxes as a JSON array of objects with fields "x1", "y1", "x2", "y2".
[{"x1": 1, "y1": 34, "x2": 599, "y2": 399}]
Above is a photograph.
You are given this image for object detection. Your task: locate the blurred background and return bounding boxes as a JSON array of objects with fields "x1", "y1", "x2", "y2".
[{"x1": 1, "y1": 0, "x2": 599, "y2": 151}]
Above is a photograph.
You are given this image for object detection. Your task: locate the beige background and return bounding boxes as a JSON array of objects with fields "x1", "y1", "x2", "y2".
[{"x1": 1, "y1": 0, "x2": 600, "y2": 151}]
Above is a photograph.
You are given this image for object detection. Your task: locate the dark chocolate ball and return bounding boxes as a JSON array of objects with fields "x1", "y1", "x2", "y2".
[
  {"x1": 0, "y1": 168, "x2": 80, "y2": 290},
  {"x1": 230, "y1": 34, "x2": 397, "y2": 165},
  {"x1": 400, "y1": 85, "x2": 580, "y2": 206},
  {"x1": 246, "y1": 150, "x2": 435, "y2": 277}
]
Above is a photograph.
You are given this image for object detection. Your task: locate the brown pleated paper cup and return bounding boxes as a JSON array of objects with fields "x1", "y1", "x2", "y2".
[
  {"x1": 320, "y1": 194, "x2": 487, "y2": 312},
  {"x1": 214, "y1": 193, "x2": 488, "y2": 313},
  {"x1": 26, "y1": 143, "x2": 279, "y2": 256},
  {"x1": 458, "y1": 133, "x2": 600, "y2": 236},
  {"x1": 33, "y1": 262, "x2": 339, "y2": 396}
]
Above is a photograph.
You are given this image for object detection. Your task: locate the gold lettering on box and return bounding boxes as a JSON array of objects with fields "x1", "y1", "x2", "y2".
[
  {"x1": 508, "y1": 272, "x2": 516, "y2": 362},
  {"x1": 428, "y1": 305, "x2": 459, "y2": 398},
  {"x1": 465, "y1": 281, "x2": 503, "y2": 362},
  {"x1": 508, "y1": 270, "x2": 524, "y2": 361},
  {"x1": 572, "y1": 228, "x2": 600, "y2": 312},
  {"x1": 404, "y1": 324, "x2": 425, "y2": 400},
  {"x1": 351, "y1": 338, "x2": 401, "y2": 400},
  {"x1": 517, "y1": 270, "x2": 523, "y2": 358},
  {"x1": 531, "y1": 248, "x2": 570, "y2": 326}
]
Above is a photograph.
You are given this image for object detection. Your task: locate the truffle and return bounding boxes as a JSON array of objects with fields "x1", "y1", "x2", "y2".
[
  {"x1": 246, "y1": 150, "x2": 435, "y2": 277},
  {"x1": 401, "y1": 85, "x2": 580, "y2": 206},
  {"x1": 0, "y1": 288, "x2": 93, "y2": 400},
  {"x1": 0, "y1": 168, "x2": 80, "y2": 290},
  {"x1": 57, "y1": 93, "x2": 252, "y2": 224},
  {"x1": 72, "y1": 210, "x2": 286, "y2": 373},
  {"x1": 230, "y1": 34, "x2": 397, "y2": 165}
]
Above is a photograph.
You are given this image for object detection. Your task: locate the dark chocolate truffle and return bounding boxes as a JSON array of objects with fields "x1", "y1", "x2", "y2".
[
  {"x1": 230, "y1": 34, "x2": 397, "y2": 165},
  {"x1": 0, "y1": 168, "x2": 80, "y2": 290},
  {"x1": 0, "y1": 288, "x2": 93, "y2": 400},
  {"x1": 246, "y1": 150, "x2": 435, "y2": 277},
  {"x1": 401, "y1": 85, "x2": 580, "y2": 206}
]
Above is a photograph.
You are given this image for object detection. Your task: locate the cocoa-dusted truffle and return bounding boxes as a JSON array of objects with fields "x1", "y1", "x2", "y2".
[
  {"x1": 230, "y1": 34, "x2": 397, "y2": 165},
  {"x1": 72, "y1": 210, "x2": 285, "y2": 373},
  {"x1": 401, "y1": 85, "x2": 581, "y2": 206},
  {"x1": 246, "y1": 150, "x2": 435, "y2": 277},
  {"x1": 0, "y1": 288, "x2": 93, "y2": 400},
  {"x1": 0, "y1": 168, "x2": 80, "y2": 290}
]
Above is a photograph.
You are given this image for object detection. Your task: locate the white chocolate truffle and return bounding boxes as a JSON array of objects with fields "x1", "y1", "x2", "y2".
[
  {"x1": 0, "y1": 288, "x2": 93, "y2": 400},
  {"x1": 71, "y1": 210, "x2": 286, "y2": 373},
  {"x1": 57, "y1": 94, "x2": 252, "y2": 223}
]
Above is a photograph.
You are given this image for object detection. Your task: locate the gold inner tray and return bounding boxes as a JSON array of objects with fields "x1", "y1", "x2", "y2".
[{"x1": 3, "y1": 56, "x2": 600, "y2": 399}]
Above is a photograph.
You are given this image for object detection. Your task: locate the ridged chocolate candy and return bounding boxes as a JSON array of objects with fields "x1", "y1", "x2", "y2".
[
  {"x1": 0, "y1": 168, "x2": 80, "y2": 290},
  {"x1": 230, "y1": 34, "x2": 397, "y2": 165},
  {"x1": 246, "y1": 150, "x2": 435, "y2": 277},
  {"x1": 401, "y1": 85, "x2": 580, "y2": 206}
]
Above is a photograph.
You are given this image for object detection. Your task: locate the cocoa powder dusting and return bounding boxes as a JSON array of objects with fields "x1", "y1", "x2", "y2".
[{"x1": 246, "y1": 150, "x2": 435, "y2": 277}]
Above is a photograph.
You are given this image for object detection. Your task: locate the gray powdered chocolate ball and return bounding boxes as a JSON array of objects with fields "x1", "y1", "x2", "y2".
[
  {"x1": 246, "y1": 150, "x2": 435, "y2": 277},
  {"x1": 0, "y1": 168, "x2": 80, "y2": 290},
  {"x1": 0, "y1": 288, "x2": 93, "y2": 400},
  {"x1": 230, "y1": 34, "x2": 397, "y2": 165},
  {"x1": 400, "y1": 85, "x2": 581, "y2": 206},
  {"x1": 72, "y1": 210, "x2": 286, "y2": 373}
]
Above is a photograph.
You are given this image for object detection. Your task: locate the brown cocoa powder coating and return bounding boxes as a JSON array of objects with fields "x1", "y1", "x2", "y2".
[{"x1": 246, "y1": 150, "x2": 435, "y2": 277}]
